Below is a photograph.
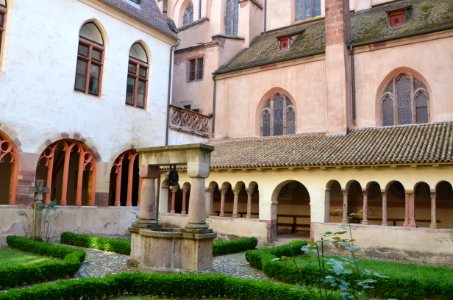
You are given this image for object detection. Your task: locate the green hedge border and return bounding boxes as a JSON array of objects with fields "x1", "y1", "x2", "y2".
[
  {"x1": 1, "y1": 236, "x2": 86, "y2": 289},
  {"x1": 0, "y1": 273, "x2": 340, "y2": 300},
  {"x1": 245, "y1": 241, "x2": 453, "y2": 300},
  {"x1": 61, "y1": 232, "x2": 257, "y2": 256}
]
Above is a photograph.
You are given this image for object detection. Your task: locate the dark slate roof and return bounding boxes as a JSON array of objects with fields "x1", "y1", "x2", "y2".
[
  {"x1": 208, "y1": 123, "x2": 453, "y2": 168},
  {"x1": 216, "y1": 0, "x2": 453, "y2": 74},
  {"x1": 100, "y1": 0, "x2": 177, "y2": 39}
]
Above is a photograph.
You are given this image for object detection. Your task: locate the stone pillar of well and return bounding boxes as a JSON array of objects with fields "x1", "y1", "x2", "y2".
[{"x1": 325, "y1": 0, "x2": 352, "y2": 134}]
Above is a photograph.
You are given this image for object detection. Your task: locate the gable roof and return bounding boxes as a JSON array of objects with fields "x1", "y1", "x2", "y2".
[
  {"x1": 209, "y1": 122, "x2": 453, "y2": 169},
  {"x1": 216, "y1": 0, "x2": 453, "y2": 74},
  {"x1": 100, "y1": 0, "x2": 177, "y2": 40}
]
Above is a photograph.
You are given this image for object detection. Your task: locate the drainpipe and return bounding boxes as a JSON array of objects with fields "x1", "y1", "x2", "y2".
[
  {"x1": 264, "y1": 0, "x2": 267, "y2": 33},
  {"x1": 198, "y1": 0, "x2": 202, "y2": 19},
  {"x1": 348, "y1": 44, "x2": 356, "y2": 125},
  {"x1": 165, "y1": 43, "x2": 177, "y2": 146},
  {"x1": 211, "y1": 74, "x2": 217, "y2": 138}
]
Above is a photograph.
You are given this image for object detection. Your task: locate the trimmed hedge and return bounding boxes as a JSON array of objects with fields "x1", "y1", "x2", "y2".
[
  {"x1": 0, "y1": 272, "x2": 340, "y2": 300},
  {"x1": 245, "y1": 241, "x2": 453, "y2": 300},
  {"x1": 61, "y1": 232, "x2": 258, "y2": 256},
  {"x1": 1, "y1": 236, "x2": 86, "y2": 289},
  {"x1": 61, "y1": 232, "x2": 130, "y2": 255},
  {"x1": 213, "y1": 237, "x2": 258, "y2": 256}
]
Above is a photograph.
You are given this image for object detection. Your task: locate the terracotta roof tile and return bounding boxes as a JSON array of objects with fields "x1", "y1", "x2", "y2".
[
  {"x1": 208, "y1": 123, "x2": 453, "y2": 168},
  {"x1": 100, "y1": 0, "x2": 177, "y2": 39}
]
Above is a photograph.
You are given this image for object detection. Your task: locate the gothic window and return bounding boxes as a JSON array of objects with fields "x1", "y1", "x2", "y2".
[
  {"x1": 225, "y1": 0, "x2": 239, "y2": 36},
  {"x1": 36, "y1": 140, "x2": 97, "y2": 206},
  {"x1": 0, "y1": 0, "x2": 6, "y2": 52},
  {"x1": 261, "y1": 93, "x2": 296, "y2": 136},
  {"x1": 183, "y1": 2, "x2": 194, "y2": 26},
  {"x1": 109, "y1": 150, "x2": 139, "y2": 206},
  {"x1": 381, "y1": 73, "x2": 429, "y2": 126},
  {"x1": 0, "y1": 130, "x2": 18, "y2": 205},
  {"x1": 74, "y1": 22, "x2": 104, "y2": 96},
  {"x1": 295, "y1": 0, "x2": 321, "y2": 22},
  {"x1": 126, "y1": 43, "x2": 148, "y2": 109}
]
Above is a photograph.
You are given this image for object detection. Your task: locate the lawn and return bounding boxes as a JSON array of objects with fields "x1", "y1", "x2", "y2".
[{"x1": 0, "y1": 247, "x2": 61, "y2": 268}]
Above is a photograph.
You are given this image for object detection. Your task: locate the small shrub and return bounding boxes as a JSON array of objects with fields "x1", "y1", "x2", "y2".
[
  {"x1": 213, "y1": 237, "x2": 258, "y2": 256},
  {"x1": 1, "y1": 236, "x2": 85, "y2": 289}
]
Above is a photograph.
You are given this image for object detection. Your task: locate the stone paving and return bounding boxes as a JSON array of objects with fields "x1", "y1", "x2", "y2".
[{"x1": 75, "y1": 248, "x2": 268, "y2": 280}]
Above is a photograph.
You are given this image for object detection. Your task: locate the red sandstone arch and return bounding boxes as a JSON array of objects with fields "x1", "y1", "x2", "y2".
[
  {"x1": 36, "y1": 139, "x2": 96, "y2": 206},
  {"x1": 0, "y1": 131, "x2": 19, "y2": 204},
  {"x1": 109, "y1": 149, "x2": 139, "y2": 207}
]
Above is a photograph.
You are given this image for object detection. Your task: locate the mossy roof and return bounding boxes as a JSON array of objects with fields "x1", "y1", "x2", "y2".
[{"x1": 216, "y1": 0, "x2": 453, "y2": 74}]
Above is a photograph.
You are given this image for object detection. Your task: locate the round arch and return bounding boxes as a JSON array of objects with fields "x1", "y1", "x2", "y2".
[
  {"x1": 108, "y1": 149, "x2": 139, "y2": 207},
  {"x1": 364, "y1": 181, "x2": 382, "y2": 225},
  {"x1": 325, "y1": 180, "x2": 342, "y2": 223},
  {"x1": 435, "y1": 181, "x2": 453, "y2": 229},
  {"x1": 385, "y1": 180, "x2": 406, "y2": 227},
  {"x1": 78, "y1": 19, "x2": 109, "y2": 48},
  {"x1": 346, "y1": 180, "x2": 363, "y2": 223}
]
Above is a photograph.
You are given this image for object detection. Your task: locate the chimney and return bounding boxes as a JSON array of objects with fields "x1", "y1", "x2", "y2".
[{"x1": 324, "y1": 0, "x2": 352, "y2": 135}]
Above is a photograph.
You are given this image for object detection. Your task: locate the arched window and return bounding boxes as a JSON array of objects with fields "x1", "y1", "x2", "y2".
[
  {"x1": 0, "y1": 0, "x2": 7, "y2": 51},
  {"x1": 0, "y1": 130, "x2": 18, "y2": 205},
  {"x1": 74, "y1": 22, "x2": 104, "y2": 96},
  {"x1": 126, "y1": 43, "x2": 148, "y2": 109},
  {"x1": 295, "y1": 0, "x2": 321, "y2": 22},
  {"x1": 182, "y1": 2, "x2": 194, "y2": 26},
  {"x1": 225, "y1": 0, "x2": 239, "y2": 36},
  {"x1": 109, "y1": 150, "x2": 139, "y2": 206},
  {"x1": 381, "y1": 73, "x2": 429, "y2": 126},
  {"x1": 261, "y1": 93, "x2": 296, "y2": 136}
]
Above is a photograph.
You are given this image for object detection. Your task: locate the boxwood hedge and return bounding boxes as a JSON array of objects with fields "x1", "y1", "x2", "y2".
[
  {"x1": 61, "y1": 232, "x2": 257, "y2": 256},
  {"x1": 0, "y1": 273, "x2": 340, "y2": 300},
  {"x1": 1, "y1": 236, "x2": 86, "y2": 289}
]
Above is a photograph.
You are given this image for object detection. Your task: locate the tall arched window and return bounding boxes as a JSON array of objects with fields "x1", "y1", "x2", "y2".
[
  {"x1": 381, "y1": 73, "x2": 429, "y2": 126},
  {"x1": 225, "y1": 0, "x2": 239, "y2": 36},
  {"x1": 74, "y1": 22, "x2": 104, "y2": 96},
  {"x1": 295, "y1": 0, "x2": 321, "y2": 22},
  {"x1": 0, "y1": 0, "x2": 6, "y2": 51},
  {"x1": 126, "y1": 43, "x2": 148, "y2": 109},
  {"x1": 261, "y1": 93, "x2": 296, "y2": 136},
  {"x1": 182, "y1": 2, "x2": 194, "y2": 26}
]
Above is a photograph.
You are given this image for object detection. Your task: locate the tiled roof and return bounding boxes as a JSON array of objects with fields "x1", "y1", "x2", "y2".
[
  {"x1": 216, "y1": 0, "x2": 453, "y2": 74},
  {"x1": 209, "y1": 123, "x2": 453, "y2": 168},
  {"x1": 100, "y1": 0, "x2": 177, "y2": 39}
]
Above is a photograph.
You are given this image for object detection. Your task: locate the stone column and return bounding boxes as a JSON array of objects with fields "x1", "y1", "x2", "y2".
[
  {"x1": 381, "y1": 190, "x2": 388, "y2": 226},
  {"x1": 132, "y1": 165, "x2": 160, "y2": 229},
  {"x1": 181, "y1": 185, "x2": 189, "y2": 215},
  {"x1": 342, "y1": 190, "x2": 348, "y2": 223},
  {"x1": 430, "y1": 190, "x2": 437, "y2": 229},
  {"x1": 362, "y1": 190, "x2": 368, "y2": 225},
  {"x1": 232, "y1": 191, "x2": 239, "y2": 218},
  {"x1": 219, "y1": 187, "x2": 227, "y2": 217},
  {"x1": 170, "y1": 186, "x2": 178, "y2": 213},
  {"x1": 404, "y1": 191, "x2": 416, "y2": 228},
  {"x1": 246, "y1": 189, "x2": 253, "y2": 218},
  {"x1": 205, "y1": 187, "x2": 214, "y2": 217}
]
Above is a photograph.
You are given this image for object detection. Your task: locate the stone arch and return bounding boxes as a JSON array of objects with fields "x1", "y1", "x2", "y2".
[
  {"x1": 218, "y1": 182, "x2": 233, "y2": 217},
  {"x1": 414, "y1": 182, "x2": 431, "y2": 228},
  {"x1": 0, "y1": 130, "x2": 19, "y2": 204},
  {"x1": 385, "y1": 180, "x2": 405, "y2": 226},
  {"x1": 325, "y1": 180, "x2": 342, "y2": 223},
  {"x1": 364, "y1": 181, "x2": 382, "y2": 225},
  {"x1": 346, "y1": 180, "x2": 363, "y2": 223},
  {"x1": 376, "y1": 67, "x2": 431, "y2": 126},
  {"x1": 246, "y1": 181, "x2": 259, "y2": 219},
  {"x1": 435, "y1": 181, "x2": 453, "y2": 229},
  {"x1": 273, "y1": 180, "x2": 310, "y2": 236},
  {"x1": 108, "y1": 149, "x2": 139, "y2": 207},
  {"x1": 35, "y1": 139, "x2": 97, "y2": 206},
  {"x1": 255, "y1": 87, "x2": 297, "y2": 136},
  {"x1": 207, "y1": 181, "x2": 220, "y2": 216},
  {"x1": 78, "y1": 19, "x2": 109, "y2": 49}
]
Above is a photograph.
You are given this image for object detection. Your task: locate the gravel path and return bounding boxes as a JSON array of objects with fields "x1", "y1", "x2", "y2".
[{"x1": 75, "y1": 248, "x2": 268, "y2": 281}]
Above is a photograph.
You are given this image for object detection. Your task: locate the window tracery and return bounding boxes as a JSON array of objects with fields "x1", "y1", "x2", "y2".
[
  {"x1": 381, "y1": 73, "x2": 429, "y2": 126},
  {"x1": 225, "y1": 0, "x2": 239, "y2": 36},
  {"x1": 295, "y1": 0, "x2": 321, "y2": 22},
  {"x1": 261, "y1": 93, "x2": 296, "y2": 136},
  {"x1": 183, "y1": 2, "x2": 194, "y2": 26}
]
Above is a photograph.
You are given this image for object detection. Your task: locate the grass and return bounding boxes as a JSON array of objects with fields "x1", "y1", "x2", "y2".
[
  {"x1": 114, "y1": 297, "x2": 227, "y2": 300},
  {"x1": 0, "y1": 247, "x2": 61, "y2": 268},
  {"x1": 291, "y1": 253, "x2": 453, "y2": 282}
]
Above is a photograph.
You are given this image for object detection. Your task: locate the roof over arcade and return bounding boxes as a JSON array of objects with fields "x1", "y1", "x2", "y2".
[
  {"x1": 216, "y1": 0, "x2": 453, "y2": 74},
  {"x1": 209, "y1": 122, "x2": 453, "y2": 169}
]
